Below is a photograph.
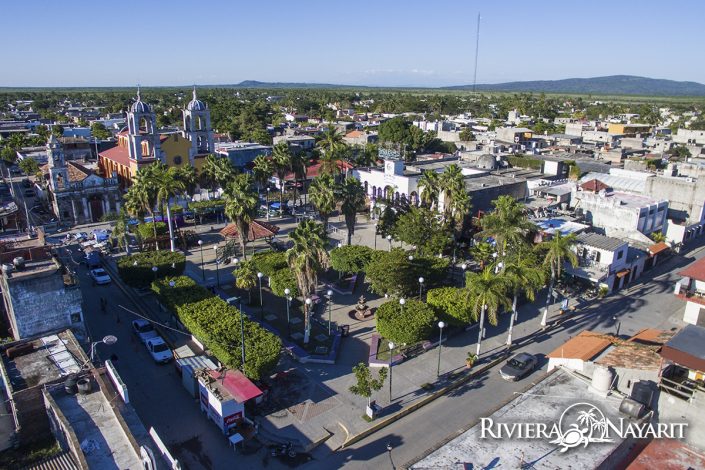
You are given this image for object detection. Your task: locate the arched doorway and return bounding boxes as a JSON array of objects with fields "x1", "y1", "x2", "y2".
[{"x1": 89, "y1": 195, "x2": 104, "y2": 222}]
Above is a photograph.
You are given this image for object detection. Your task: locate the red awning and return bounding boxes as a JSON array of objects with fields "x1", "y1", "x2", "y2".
[
  {"x1": 616, "y1": 269, "x2": 631, "y2": 278},
  {"x1": 208, "y1": 369, "x2": 263, "y2": 403},
  {"x1": 649, "y1": 242, "x2": 669, "y2": 256}
]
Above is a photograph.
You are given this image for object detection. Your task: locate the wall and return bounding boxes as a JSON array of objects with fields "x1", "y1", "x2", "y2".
[
  {"x1": 43, "y1": 389, "x2": 90, "y2": 469},
  {"x1": 658, "y1": 388, "x2": 705, "y2": 449},
  {"x1": 469, "y1": 180, "x2": 528, "y2": 214},
  {"x1": 683, "y1": 301, "x2": 703, "y2": 325},
  {"x1": 2, "y1": 269, "x2": 83, "y2": 340},
  {"x1": 644, "y1": 176, "x2": 705, "y2": 224}
]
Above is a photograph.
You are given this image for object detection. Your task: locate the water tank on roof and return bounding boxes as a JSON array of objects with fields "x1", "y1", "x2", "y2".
[
  {"x1": 2, "y1": 264, "x2": 14, "y2": 274},
  {"x1": 619, "y1": 397, "x2": 647, "y2": 419},
  {"x1": 631, "y1": 381, "x2": 654, "y2": 406},
  {"x1": 590, "y1": 365, "x2": 613, "y2": 397},
  {"x1": 12, "y1": 257, "x2": 25, "y2": 270}
]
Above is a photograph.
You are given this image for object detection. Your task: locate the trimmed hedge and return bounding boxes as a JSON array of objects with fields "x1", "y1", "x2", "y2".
[
  {"x1": 365, "y1": 249, "x2": 449, "y2": 297},
  {"x1": 152, "y1": 276, "x2": 281, "y2": 380},
  {"x1": 117, "y1": 251, "x2": 185, "y2": 288},
  {"x1": 251, "y1": 251, "x2": 287, "y2": 277},
  {"x1": 376, "y1": 298, "x2": 436, "y2": 345},
  {"x1": 330, "y1": 245, "x2": 374, "y2": 274},
  {"x1": 136, "y1": 221, "x2": 168, "y2": 241},
  {"x1": 269, "y1": 269, "x2": 299, "y2": 298},
  {"x1": 506, "y1": 155, "x2": 542, "y2": 170},
  {"x1": 426, "y1": 287, "x2": 476, "y2": 326}
]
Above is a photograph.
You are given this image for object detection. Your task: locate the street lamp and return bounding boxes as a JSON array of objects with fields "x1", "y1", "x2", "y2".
[
  {"x1": 612, "y1": 315, "x2": 621, "y2": 337},
  {"x1": 387, "y1": 443, "x2": 395, "y2": 470},
  {"x1": 418, "y1": 276, "x2": 425, "y2": 300},
  {"x1": 408, "y1": 255, "x2": 414, "y2": 261},
  {"x1": 326, "y1": 289, "x2": 333, "y2": 335},
  {"x1": 461, "y1": 263, "x2": 467, "y2": 287},
  {"x1": 388, "y1": 341, "x2": 395, "y2": 402},
  {"x1": 284, "y1": 288, "x2": 291, "y2": 336},
  {"x1": 213, "y1": 246, "x2": 220, "y2": 287},
  {"x1": 304, "y1": 297, "x2": 312, "y2": 344},
  {"x1": 399, "y1": 297, "x2": 405, "y2": 314},
  {"x1": 89, "y1": 335, "x2": 118, "y2": 363},
  {"x1": 266, "y1": 187, "x2": 270, "y2": 221},
  {"x1": 437, "y1": 321, "x2": 445, "y2": 377},
  {"x1": 374, "y1": 224, "x2": 378, "y2": 250},
  {"x1": 257, "y1": 272, "x2": 264, "y2": 319},
  {"x1": 387, "y1": 234, "x2": 392, "y2": 251},
  {"x1": 197, "y1": 239, "x2": 204, "y2": 281}
]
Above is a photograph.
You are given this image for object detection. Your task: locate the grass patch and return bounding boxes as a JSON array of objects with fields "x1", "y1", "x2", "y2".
[
  {"x1": 361, "y1": 414, "x2": 374, "y2": 422},
  {"x1": 420, "y1": 382, "x2": 435, "y2": 392},
  {"x1": 0, "y1": 438, "x2": 62, "y2": 468}
]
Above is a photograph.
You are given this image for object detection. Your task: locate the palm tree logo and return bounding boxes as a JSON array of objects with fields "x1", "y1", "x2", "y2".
[{"x1": 550, "y1": 403, "x2": 613, "y2": 452}]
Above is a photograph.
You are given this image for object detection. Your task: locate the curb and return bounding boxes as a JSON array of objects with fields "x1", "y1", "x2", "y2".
[{"x1": 338, "y1": 318, "x2": 566, "y2": 450}]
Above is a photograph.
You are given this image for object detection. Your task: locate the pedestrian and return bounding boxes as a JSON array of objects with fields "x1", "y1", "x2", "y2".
[{"x1": 100, "y1": 297, "x2": 106, "y2": 314}]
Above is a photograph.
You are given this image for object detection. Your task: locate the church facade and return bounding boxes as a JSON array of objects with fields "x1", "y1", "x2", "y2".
[{"x1": 98, "y1": 87, "x2": 215, "y2": 188}]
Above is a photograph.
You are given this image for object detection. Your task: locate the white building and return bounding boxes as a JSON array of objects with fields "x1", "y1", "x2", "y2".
[
  {"x1": 674, "y1": 257, "x2": 705, "y2": 325},
  {"x1": 565, "y1": 232, "x2": 640, "y2": 292}
]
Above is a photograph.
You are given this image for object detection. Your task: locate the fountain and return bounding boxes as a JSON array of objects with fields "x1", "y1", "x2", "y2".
[{"x1": 352, "y1": 295, "x2": 372, "y2": 320}]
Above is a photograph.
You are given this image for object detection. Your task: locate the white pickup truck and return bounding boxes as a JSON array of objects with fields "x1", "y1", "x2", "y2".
[{"x1": 145, "y1": 336, "x2": 173, "y2": 364}]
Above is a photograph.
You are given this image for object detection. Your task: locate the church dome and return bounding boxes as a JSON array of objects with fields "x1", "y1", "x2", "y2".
[
  {"x1": 130, "y1": 99, "x2": 152, "y2": 113},
  {"x1": 187, "y1": 99, "x2": 207, "y2": 111},
  {"x1": 477, "y1": 154, "x2": 497, "y2": 170}
]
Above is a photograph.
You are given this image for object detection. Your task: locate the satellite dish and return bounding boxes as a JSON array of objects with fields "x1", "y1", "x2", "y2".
[{"x1": 102, "y1": 335, "x2": 118, "y2": 346}]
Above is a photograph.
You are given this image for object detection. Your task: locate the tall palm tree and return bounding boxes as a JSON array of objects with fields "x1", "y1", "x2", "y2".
[
  {"x1": 318, "y1": 127, "x2": 347, "y2": 176},
  {"x1": 235, "y1": 259, "x2": 257, "y2": 304},
  {"x1": 470, "y1": 241, "x2": 495, "y2": 269},
  {"x1": 286, "y1": 220, "x2": 330, "y2": 343},
  {"x1": 466, "y1": 266, "x2": 511, "y2": 356},
  {"x1": 290, "y1": 149, "x2": 308, "y2": 208},
  {"x1": 223, "y1": 173, "x2": 258, "y2": 259},
  {"x1": 271, "y1": 142, "x2": 292, "y2": 217},
  {"x1": 339, "y1": 177, "x2": 365, "y2": 245},
  {"x1": 149, "y1": 163, "x2": 186, "y2": 252},
  {"x1": 439, "y1": 164, "x2": 466, "y2": 218},
  {"x1": 417, "y1": 170, "x2": 441, "y2": 210},
  {"x1": 110, "y1": 210, "x2": 131, "y2": 254},
  {"x1": 124, "y1": 170, "x2": 158, "y2": 248},
  {"x1": 537, "y1": 232, "x2": 578, "y2": 328},
  {"x1": 252, "y1": 155, "x2": 273, "y2": 201},
  {"x1": 478, "y1": 195, "x2": 533, "y2": 259},
  {"x1": 308, "y1": 174, "x2": 336, "y2": 229},
  {"x1": 201, "y1": 154, "x2": 235, "y2": 194},
  {"x1": 502, "y1": 252, "x2": 545, "y2": 347}
]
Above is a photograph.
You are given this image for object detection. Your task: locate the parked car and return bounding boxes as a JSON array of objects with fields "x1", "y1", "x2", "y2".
[
  {"x1": 145, "y1": 336, "x2": 173, "y2": 364},
  {"x1": 74, "y1": 232, "x2": 89, "y2": 242},
  {"x1": 132, "y1": 319, "x2": 159, "y2": 344},
  {"x1": 89, "y1": 268, "x2": 111, "y2": 285},
  {"x1": 84, "y1": 250, "x2": 101, "y2": 268},
  {"x1": 499, "y1": 352, "x2": 538, "y2": 381}
]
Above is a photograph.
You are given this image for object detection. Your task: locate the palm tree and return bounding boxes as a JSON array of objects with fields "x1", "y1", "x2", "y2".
[
  {"x1": 271, "y1": 142, "x2": 292, "y2": 217},
  {"x1": 339, "y1": 177, "x2": 365, "y2": 245},
  {"x1": 478, "y1": 195, "x2": 533, "y2": 259},
  {"x1": 286, "y1": 220, "x2": 330, "y2": 343},
  {"x1": 223, "y1": 173, "x2": 258, "y2": 259},
  {"x1": 650, "y1": 231, "x2": 666, "y2": 243},
  {"x1": 502, "y1": 252, "x2": 545, "y2": 347},
  {"x1": 308, "y1": 174, "x2": 336, "y2": 229},
  {"x1": 417, "y1": 170, "x2": 441, "y2": 210},
  {"x1": 252, "y1": 155, "x2": 273, "y2": 200},
  {"x1": 466, "y1": 266, "x2": 511, "y2": 356},
  {"x1": 439, "y1": 164, "x2": 465, "y2": 219},
  {"x1": 149, "y1": 163, "x2": 186, "y2": 252},
  {"x1": 290, "y1": 149, "x2": 308, "y2": 208},
  {"x1": 470, "y1": 241, "x2": 495, "y2": 269},
  {"x1": 537, "y1": 232, "x2": 578, "y2": 328},
  {"x1": 110, "y1": 210, "x2": 131, "y2": 254},
  {"x1": 235, "y1": 260, "x2": 257, "y2": 304},
  {"x1": 201, "y1": 154, "x2": 235, "y2": 194},
  {"x1": 124, "y1": 170, "x2": 158, "y2": 248}
]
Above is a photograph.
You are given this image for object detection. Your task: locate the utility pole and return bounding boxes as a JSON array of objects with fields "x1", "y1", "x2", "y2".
[{"x1": 472, "y1": 12, "x2": 481, "y2": 93}]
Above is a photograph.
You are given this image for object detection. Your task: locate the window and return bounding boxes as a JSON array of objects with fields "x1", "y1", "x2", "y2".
[
  {"x1": 70, "y1": 312, "x2": 82, "y2": 323},
  {"x1": 173, "y1": 155, "x2": 182, "y2": 165},
  {"x1": 617, "y1": 250, "x2": 624, "y2": 260}
]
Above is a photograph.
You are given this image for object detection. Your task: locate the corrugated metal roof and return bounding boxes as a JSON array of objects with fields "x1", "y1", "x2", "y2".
[
  {"x1": 579, "y1": 172, "x2": 646, "y2": 193},
  {"x1": 176, "y1": 355, "x2": 217, "y2": 372},
  {"x1": 576, "y1": 232, "x2": 626, "y2": 251},
  {"x1": 24, "y1": 451, "x2": 78, "y2": 470}
]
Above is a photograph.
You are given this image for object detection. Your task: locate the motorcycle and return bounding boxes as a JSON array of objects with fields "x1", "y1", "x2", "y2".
[{"x1": 271, "y1": 442, "x2": 297, "y2": 458}]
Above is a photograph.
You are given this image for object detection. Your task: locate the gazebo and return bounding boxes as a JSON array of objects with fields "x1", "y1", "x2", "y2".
[{"x1": 220, "y1": 220, "x2": 280, "y2": 243}]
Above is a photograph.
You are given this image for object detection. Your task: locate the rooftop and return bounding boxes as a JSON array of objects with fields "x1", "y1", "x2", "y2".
[
  {"x1": 579, "y1": 172, "x2": 648, "y2": 194},
  {"x1": 661, "y1": 324, "x2": 705, "y2": 372},
  {"x1": 547, "y1": 330, "x2": 612, "y2": 360},
  {"x1": 203, "y1": 369, "x2": 263, "y2": 403},
  {"x1": 47, "y1": 379, "x2": 142, "y2": 469},
  {"x1": 533, "y1": 218, "x2": 589, "y2": 236},
  {"x1": 576, "y1": 232, "x2": 626, "y2": 252},
  {"x1": 2, "y1": 331, "x2": 85, "y2": 392},
  {"x1": 678, "y1": 257, "x2": 705, "y2": 282},
  {"x1": 626, "y1": 439, "x2": 705, "y2": 469}
]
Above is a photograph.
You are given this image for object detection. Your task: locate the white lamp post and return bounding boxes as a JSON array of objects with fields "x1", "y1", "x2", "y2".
[
  {"x1": 304, "y1": 297, "x2": 312, "y2": 344},
  {"x1": 461, "y1": 263, "x2": 467, "y2": 287},
  {"x1": 257, "y1": 272, "x2": 264, "y2": 319},
  {"x1": 437, "y1": 321, "x2": 445, "y2": 377},
  {"x1": 284, "y1": 288, "x2": 291, "y2": 336},
  {"x1": 387, "y1": 234, "x2": 392, "y2": 251},
  {"x1": 197, "y1": 239, "x2": 204, "y2": 280},
  {"x1": 388, "y1": 341, "x2": 395, "y2": 401},
  {"x1": 399, "y1": 297, "x2": 405, "y2": 314},
  {"x1": 419, "y1": 276, "x2": 425, "y2": 299},
  {"x1": 326, "y1": 289, "x2": 334, "y2": 335},
  {"x1": 89, "y1": 335, "x2": 118, "y2": 363}
]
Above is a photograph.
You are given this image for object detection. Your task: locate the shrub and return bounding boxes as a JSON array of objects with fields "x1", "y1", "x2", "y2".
[
  {"x1": 426, "y1": 287, "x2": 476, "y2": 326},
  {"x1": 365, "y1": 249, "x2": 449, "y2": 297},
  {"x1": 136, "y1": 222, "x2": 168, "y2": 241},
  {"x1": 251, "y1": 251, "x2": 287, "y2": 276},
  {"x1": 376, "y1": 298, "x2": 436, "y2": 345},
  {"x1": 269, "y1": 269, "x2": 299, "y2": 298},
  {"x1": 152, "y1": 276, "x2": 281, "y2": 380},
  {"x1": 330, "y1": 245, "x2": 374, "y2": 274},
  {"x1": 117, "y1": 251, "x2": 185, "y2": 287}
]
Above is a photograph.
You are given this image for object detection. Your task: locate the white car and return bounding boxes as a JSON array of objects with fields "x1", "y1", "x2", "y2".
[
  {"x1": 89, "y1": 268, "x2": 111, "y2": 285},
  {"x1": 132, "y1": 319, "x2": 158, "y2": 344},
  {"x1": 145, "y1": 336, "x2": 173, "y2": 364}
]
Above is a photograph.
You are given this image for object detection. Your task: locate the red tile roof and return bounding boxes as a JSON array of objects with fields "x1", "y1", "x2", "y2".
[
  {"x1": 648, "y1": 241, "x2": 669, "y2": 256},
  {"x1": 580, "y1": 179, "x2": 610, "y2": 193},
  {"x1": 548, "y1": 331, "x2": 611, "y2": 360},
  {"x1": 207, "y1": 369, "x2": 262, "y2": 403},
  {"x1": 678, "y1": 257, "x2": 705, "y2": 281},
  {"x1": 283, "y1": 160, "x2": 353, "y2": 181},
  {"x1": 627, "y1": 439, "x2": 705, "y2": 470},
  {"x1": 99, "y1": 145, "x2": 131, "y2": 167},
  {"x1": 220, "y1": 220, "x2": 280, "y2": 241},
  {"x1": 345, "y1": 130, "x2": 363, "y2": 138}
]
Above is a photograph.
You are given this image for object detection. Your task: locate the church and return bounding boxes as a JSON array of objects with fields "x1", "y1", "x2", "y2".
[
  {"x1": 42, "y1": 135, "x2": 122, "y2": 223},
  {"x1": 98, "y1": 87, "x2": 215, "y2": 188}
]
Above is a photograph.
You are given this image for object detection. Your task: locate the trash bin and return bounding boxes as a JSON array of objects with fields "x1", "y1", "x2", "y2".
[{"x1": 340, "y1": 324, "x2": 350, "y2": 337}]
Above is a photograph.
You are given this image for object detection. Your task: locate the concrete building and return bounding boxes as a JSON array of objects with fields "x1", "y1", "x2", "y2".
[
  {"x1": 343, "y1": 130, "x2": 378, "y2": 146},
  {"x1": 41, "y1": 136, "x2": 121, "y2": 223},
  {"x1": 673, "y1": 128, "x2": 705, "y2": 145},
  {"x1": 582, "y1": 130, "x2": 622, "y2": 145},
  {"x1": 607, "y1": 123, "x2": 652, "y2": 136},
  {"x1": 0, "y1": 238, "x2": 83, "y2": 340},
  {"x1": 273, "y1": 134, "x2": 316, "y2": 152},
  {"x1": 215, "y1": 142, "x2": 272, "y2": 169},
  {"x1": 565, "y1": 232, "x2": 633, "y2": 292},
  {"x1": 495, "y1": 127, "x2": 533, "y2": 144},
  {"x1": 674, "y1": 257, "x2": 705, "y2": 325},
  {"x1": 0, "y1": 330, "x2": 87, "y2": 447}
]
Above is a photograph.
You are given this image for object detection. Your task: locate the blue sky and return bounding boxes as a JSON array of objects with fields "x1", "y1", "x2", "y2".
[{"x1": 4, "y1": 0, "x2": 704, "y2": 87}]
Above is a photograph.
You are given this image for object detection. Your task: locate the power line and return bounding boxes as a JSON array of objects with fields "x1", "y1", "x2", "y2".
[{"x1": 118, "y1": 304, "x2": 191, "y2": 336}]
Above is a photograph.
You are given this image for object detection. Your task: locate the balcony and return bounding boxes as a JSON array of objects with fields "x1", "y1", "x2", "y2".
[{"x1": 674, "y1": 279, "x2": 705, "y2": 306}]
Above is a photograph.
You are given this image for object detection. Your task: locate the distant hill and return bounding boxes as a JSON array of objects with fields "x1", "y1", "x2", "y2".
[
  {"x1": 443, "y1": 75, "x2": 705, "y2": 96},
  {"x1": 228, "y1": 80, "x2": 367, "y2": 89}
]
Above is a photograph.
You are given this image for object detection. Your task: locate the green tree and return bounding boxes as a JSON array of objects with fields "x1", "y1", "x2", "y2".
[
  {"x1": 378, "y1": 117, "x2": 410, "y2": 145},
  {"x1": 478, "y1": 195, "x2": 533, "y2": 259},
  {"x1": 235, "y1": 260, "x2": 257, "y2": 304},
  {"x1": 317, "y1": 127, "x2": 346, "y2": 175},
  {"x1": 201, "y1": 154, "x2": 236, "y2": 193},
  {"x1": 537, "y1": 232, "x2": 578, "y2": 328},
  {"x1": 377, "y1": 205, "x2": 397, "y2": 239},
  {"x1": 51, "y1": 124, "x2": 64, "y2": 138},
  {"x1": 308, "y1": 174, "x2": 336, "y2": 229},
  {"x1": 459, "y1": 128, "x2": 474, "y2": 141},
  {"x1": 91, "y1": 122, "x2": 112, "y2": 140},
  {"x1": 650, "y1": 232, "x2": 666, "y2": 243},
  {"x1": 349, "y1": 362, "x2": 388, "y2": 410},
  {"x1": 426, "y1": 287, "x2": 476, "y2": 326},
  {"x1": 376, "y1": 298, "x2": 436, "y2": 344},
  {"x1": 339, "y1": 177, "x2": 365, "y2": 245},
  {"x1": 470, "y1": 241, "x2": 495, "y2": 269},
  {"x1": 286, "y1": 220, "x2": 330, "y2": 343},
  {"x1": 502, "y1": 251, "x2": 545, "y2": 347},
  {"x1": 417, "y1": 170, "x2": 441, "y2": 210},
  {"x1": 330, "y1": 245, "x2": 374, "y2": 274},
  {"x1": 149, "y1": 163, "x2": 186, "y2": 252},
  {"x1": 271, "y1": 141, "x2": 292, "y2": 217},
  {"x1": 18, "y1": 158, "x2": 39, "y2": 176},
  {"x1": 393, "y1": 207, "x2": 451, "y2": 257},
  {"x1": 252, "y1": 155, "x2": 273, "y2": 199},
  {"x1": 465, "y1": 266, "x2": 511, "y2": 356},
  {"x1": 110, "y1": 210, "x2": 131, "y2": 254},
  {"x1": 366, "y1": 249, "x2": 448, "y2": 297},
  {"x1": 223, "y1": 173, "x2": 258, "y2": 259}
]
